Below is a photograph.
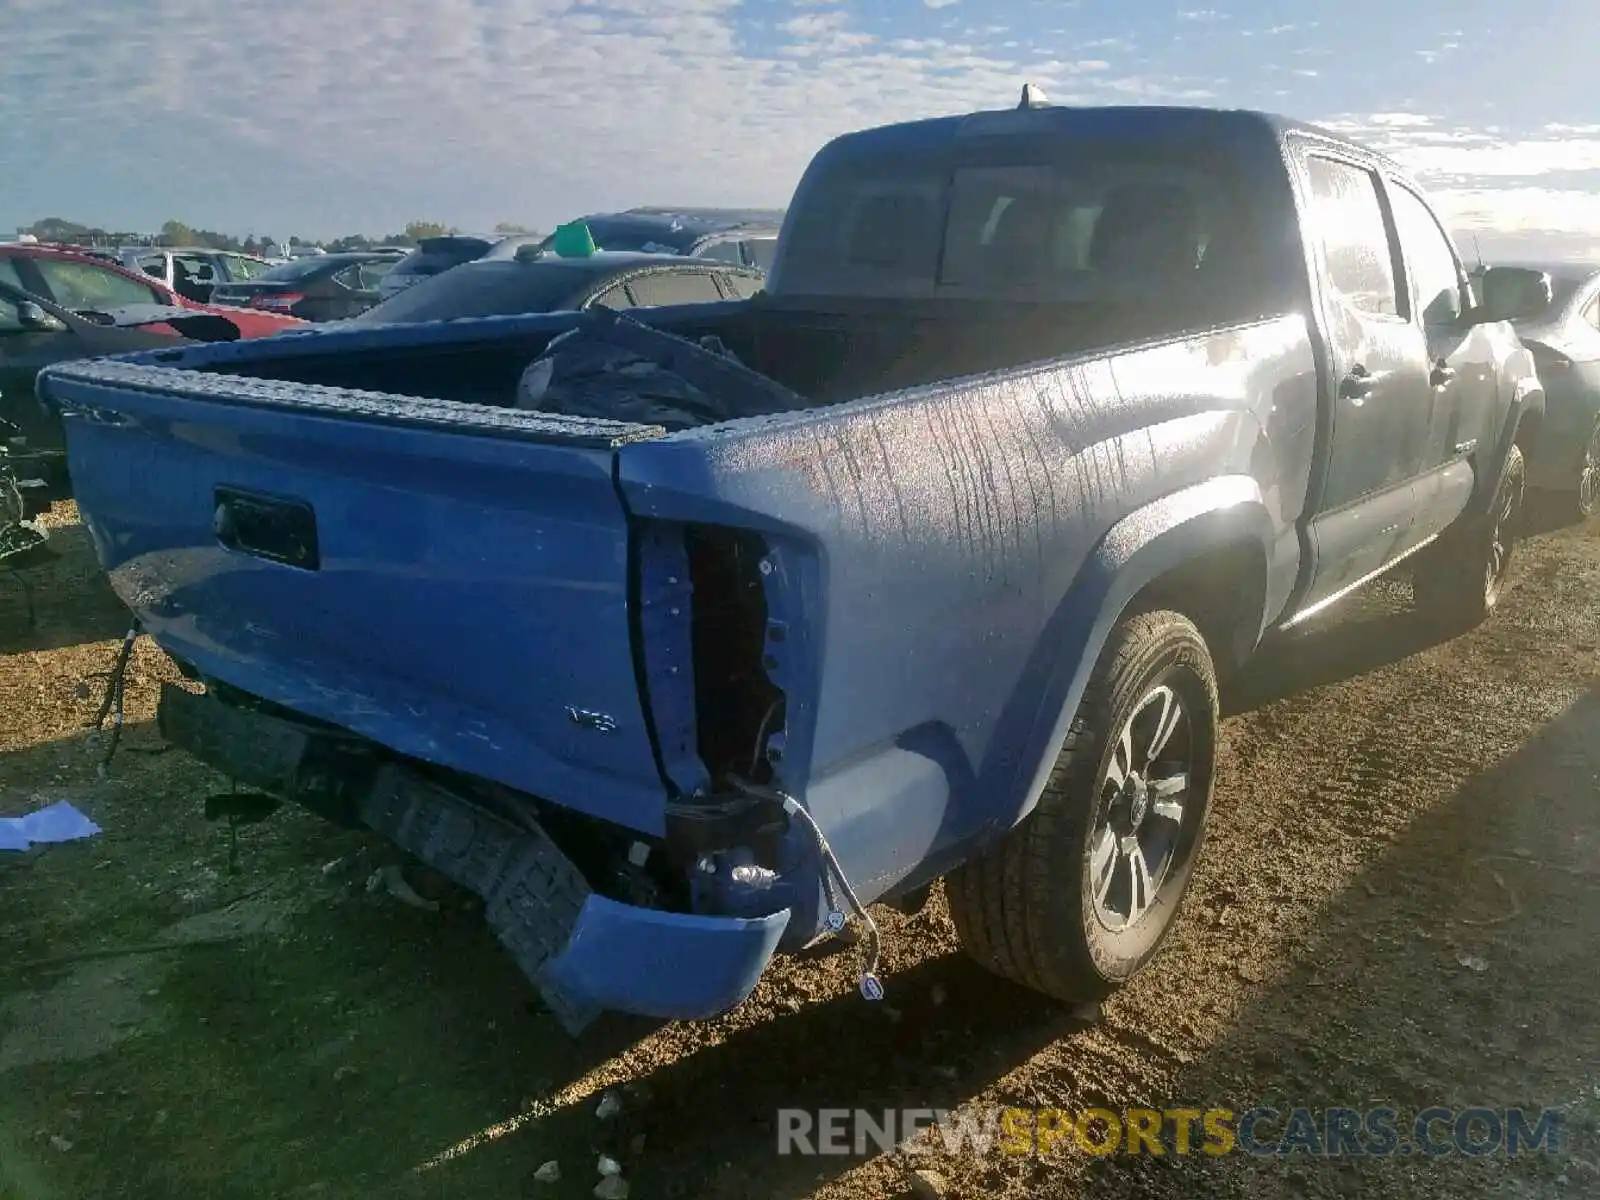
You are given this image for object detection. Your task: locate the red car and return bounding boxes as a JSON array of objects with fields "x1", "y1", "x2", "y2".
[{"x1": 0, "y1": 245, "x2": 305, "y2": 338}]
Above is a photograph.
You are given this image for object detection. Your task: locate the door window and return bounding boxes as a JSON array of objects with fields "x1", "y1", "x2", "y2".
[
  {"x1": 223, "y1": 255, "x2": 271, "y2": 280},
  {"x1": 335, "y1": 262, "x2": 394, "y2": 291},
  {"x1": 33, "y1": 258, "x2": 165, "y2": 309},
  {"x1": 588, "y1": 283, "x2": 633, "y2": 311},
  {"x1": 697, "y1": 241, "x2": 744, "y2": 264},
  {"x1": 1582, "y1": 294, "x2": 1600, "y2": 331},
  {"x1": 173, "y1": 253, "x2": 213, "y2": 283},
  {"x1": 744, "y1": 238, "x2": 778, "y2": 270},
  {"x1": 716, "y1": 272, "x2": 763, "y2": 300},
  {"x1": 624, "y1": 271, "x2": 725, "y2": 307},
  {"x1": 1305, "y1": 156, "x2": 1400, "y2": 317},
  {"x1": 0, "y1": 257, "x2": 24, "y2": 291},
  {"x1": 1387, "y1": 185, "x2": 1464, "y2": 326}
]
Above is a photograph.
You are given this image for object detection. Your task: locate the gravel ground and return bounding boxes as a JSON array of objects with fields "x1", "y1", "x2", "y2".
[{"x1": 0, "y1": 500, "x2": 1596, "y2": 1200}]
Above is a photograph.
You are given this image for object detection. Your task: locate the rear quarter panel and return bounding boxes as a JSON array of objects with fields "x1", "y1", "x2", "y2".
[{"x1": 619, "y1": 315, "x2": 1318, "y2": 902}]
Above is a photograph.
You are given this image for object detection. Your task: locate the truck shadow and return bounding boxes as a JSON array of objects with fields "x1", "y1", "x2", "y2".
[
  {"x1": 0, "y1": 717, "x2": 1076, "y2": 1200},
  {"x1": 3, "y1": 518, "x2": 1593, "y2": 1198},
  {"x1": 1521, "y1": 489, "x2": 1589, "y2": 538},
  {"x1": 422, "y1": 947, "x2": 1086, "y2": 1200},
  {"x1": 1221, "y1": 581, "x2": 1453, "y2": 716},
  {"x1": 1072, "y1": 683, "x2": 1600, "y2": 1197}
]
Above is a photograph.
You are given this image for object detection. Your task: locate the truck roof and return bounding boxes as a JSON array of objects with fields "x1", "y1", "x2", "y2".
[{"x1": 815, "y1": 103, "x2": 1405, "y2": 176}]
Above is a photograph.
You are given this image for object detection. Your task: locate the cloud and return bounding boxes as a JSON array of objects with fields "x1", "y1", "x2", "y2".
[
  {"x1": 0, "y1": 0, "x2": 1231, "y2": 236},
  {"x1": 1314, "y1": 113, "x2": 1600, "y2": 255},
  {"x1": 0, "y1": 0, "x2": 1591, "y2": 259}
]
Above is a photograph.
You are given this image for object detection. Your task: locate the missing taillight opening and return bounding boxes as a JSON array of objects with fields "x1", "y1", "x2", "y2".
[{"x1": 684, "y1": 525, "x2": 786, "y2": 786}]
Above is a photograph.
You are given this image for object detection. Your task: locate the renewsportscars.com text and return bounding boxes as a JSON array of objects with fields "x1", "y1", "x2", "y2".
[{"x1": 776, "y1": 1105, "x2": 1563, "y2": 1159}]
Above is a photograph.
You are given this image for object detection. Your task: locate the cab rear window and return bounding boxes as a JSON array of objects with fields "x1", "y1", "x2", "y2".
[{"x1": 777, "y1": 136, "x2": 1286, "y2": 314}]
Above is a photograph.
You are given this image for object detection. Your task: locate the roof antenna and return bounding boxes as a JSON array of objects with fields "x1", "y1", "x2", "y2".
[{"x1": 1019, "y1": 82, "x2": 1049, "y2": 109}]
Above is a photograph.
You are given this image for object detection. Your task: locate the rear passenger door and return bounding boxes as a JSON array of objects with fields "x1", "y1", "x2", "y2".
[
  {"x1": 624, "y1": 270, "x2": 725, "y2": 308},
  {"x1": 1297, "y1": 150, "x2": 1435, "y2": 611}
]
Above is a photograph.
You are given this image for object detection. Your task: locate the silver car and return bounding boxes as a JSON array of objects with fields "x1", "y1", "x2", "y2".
[
  {"x1": 1495, "y1": 261, "x2": 1600, "y2": 519},
  {"x1": 99, "y1": 246, "x2": 277, "y2": 304}
]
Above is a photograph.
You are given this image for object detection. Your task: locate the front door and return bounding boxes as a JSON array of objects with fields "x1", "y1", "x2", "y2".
[
  {"x1": 1297, "y1": 151, "x2": 1435, "y2": 612},
  {"x1": 1383, "y1": 178, "x2": 1497, "y2": 544}
]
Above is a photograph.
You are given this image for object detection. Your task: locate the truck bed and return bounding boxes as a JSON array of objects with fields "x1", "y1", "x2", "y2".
[{"x1": 173, "y1": 293, "x2": 1242, "y2": 417}]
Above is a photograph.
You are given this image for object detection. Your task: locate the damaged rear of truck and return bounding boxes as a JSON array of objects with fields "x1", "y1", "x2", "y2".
[{"x1": 42, "y1": 101, "x2": 1516, "y2": 1031}]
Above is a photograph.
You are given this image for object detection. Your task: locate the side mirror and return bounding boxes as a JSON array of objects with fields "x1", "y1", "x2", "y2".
[
  {"x1": 1476, "y1": 266, "x2": 1553, "y2": 323},
  {"x1": 17, "y1": 301, "x2": 68, "y2": 333}
]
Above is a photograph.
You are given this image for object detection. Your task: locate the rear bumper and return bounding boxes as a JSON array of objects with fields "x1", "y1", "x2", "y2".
[{"x1": 157, "y1": 684, "x2": 789, "y2": 1030}]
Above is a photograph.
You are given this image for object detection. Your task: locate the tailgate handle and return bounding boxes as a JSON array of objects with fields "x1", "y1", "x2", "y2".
[{"x1": 213, "y1": 486, "x2": 320, "y2": 570}]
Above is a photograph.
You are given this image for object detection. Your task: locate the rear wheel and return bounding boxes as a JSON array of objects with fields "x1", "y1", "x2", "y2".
[
  {"x1": 947, "y1": 609, "x2": 1218, "y2": 1002},
  {"x1": 1413, "y1": 443, "x2": 1525, "y2": 628},
  {"x1": 1575, "y1": 416, "x2": 1600, "y2": 521}
]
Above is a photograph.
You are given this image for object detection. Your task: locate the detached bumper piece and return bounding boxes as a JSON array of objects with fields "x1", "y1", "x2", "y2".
[
  {"x1": 157, "y1": 685, "x2": 791, "y2": 1032},
  {"x1": 357, "y1": 763, "x2": 600, "y2": 1032}
]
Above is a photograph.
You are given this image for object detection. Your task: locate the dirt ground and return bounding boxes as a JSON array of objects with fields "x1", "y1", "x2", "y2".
[{"x1": 1, "y1": 499, "x2": 1597, "y2": 1200}]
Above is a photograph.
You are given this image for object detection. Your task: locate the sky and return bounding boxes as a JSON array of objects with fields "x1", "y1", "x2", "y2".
[{"x1": 1, "y1": 0, "x2": 1597, "y2": 260}]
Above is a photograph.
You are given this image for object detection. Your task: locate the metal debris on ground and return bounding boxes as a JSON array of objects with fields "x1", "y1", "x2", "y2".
[
  {"x1": 532, "y1": 1161, "x2": 561, "y2": 1183},
  {"x1": 592, "y1": 1177, "x2": 628, "y2": 1200},
  {"x1": 0, "y1": 450, "x2": 55, "y2": 625},
  {"x1": 908, "y1": 1167, "x2": 948, "y2": 1199},
  {"x1": 1457, "y1": 953, "x2": 1490, "y2": 973},
  {"x1": 596, "y1": 1154, "x2": 621, "y2": 1177},
  {"x1": 594, "y1": 1090, "x2": 623, "y2": 1120},
  {"x1": 85, "y1": 619, "x2": 141, "y2": 775},
  {"x1": 371, "y1": 864, "x2": 440, "y2": 911}
]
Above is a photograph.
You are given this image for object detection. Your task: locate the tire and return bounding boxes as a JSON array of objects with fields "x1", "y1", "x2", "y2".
[
  {"x1": 1574, "y1": 415, "x2": 1600, "y2": 521},
  {"x1": 947, "y1": 609, "x2": 1219, "y2": 1003},
  {"x1": 1412, "y1": 442, "x2": 1526, "y2": 628}
]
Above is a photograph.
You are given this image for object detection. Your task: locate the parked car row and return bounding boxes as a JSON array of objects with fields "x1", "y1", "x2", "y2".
[
  {"x1": 209, "y1": 249, "x2": 408, "y2": 321},
  {"x1": 0, "y1": 243, "x2": 303, "y2": 337},
  {"x1": 373, "y1": 209, "x2": 782, "y2": 303},
  {"x1": 0, "y1": 279, "x2": 262, "y2": 482},
  {"x1": 68, "y1": 245, "x2": 280, "y2": 304}
]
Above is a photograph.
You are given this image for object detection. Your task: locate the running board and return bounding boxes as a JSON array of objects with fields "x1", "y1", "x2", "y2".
[{"x1": 1280, "y1": 533, "x2": 1440, "y2": 630}]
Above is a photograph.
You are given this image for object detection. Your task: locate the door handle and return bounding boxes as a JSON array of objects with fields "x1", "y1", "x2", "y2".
[
  {"x1": 1430, "y1": 361, "x2": 1457, "y2": 388},
  {"x1": 1339, "y1": 366, "x2": 1380, "y2": 400}
]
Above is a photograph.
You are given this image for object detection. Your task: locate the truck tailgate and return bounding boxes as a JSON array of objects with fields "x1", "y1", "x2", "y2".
[{"x1": 44, "y1": 359, "x2": 672, "y2": 835}]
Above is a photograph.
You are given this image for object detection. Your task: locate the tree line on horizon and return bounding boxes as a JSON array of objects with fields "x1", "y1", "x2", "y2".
[{"x1": 16, "y1": 217, "x2": 541, "y2": 253}]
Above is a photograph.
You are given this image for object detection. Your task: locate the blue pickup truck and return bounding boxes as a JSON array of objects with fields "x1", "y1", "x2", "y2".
[{"x1": 40, "y1": 98, "x2": 1549, "y2": 1033}]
